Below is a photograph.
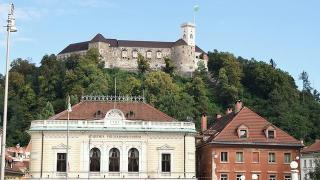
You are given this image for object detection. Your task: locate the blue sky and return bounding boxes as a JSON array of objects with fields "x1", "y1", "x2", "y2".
[{"x1": 0, "y1": 0, "x2": 319, "y2": 90}]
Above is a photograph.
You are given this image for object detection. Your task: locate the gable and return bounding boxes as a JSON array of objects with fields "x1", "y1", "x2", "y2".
[{"x1": 212, "y1": 107, "x2": 301, "y2": 145}]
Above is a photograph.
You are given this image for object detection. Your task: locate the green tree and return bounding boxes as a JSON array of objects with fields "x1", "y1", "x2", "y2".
[
  {"x1": 37, "y1": 101, "x2": 55, "y2": 119},
  {"x1": 309, "y1": 158, "x2": 320, "y2": 180},
  {"x1": 137, "y1": 54, "x2": 150, "y2": 74},
  {"x1": 162, "y1": 57, "x2": 176, "y2": 75}
]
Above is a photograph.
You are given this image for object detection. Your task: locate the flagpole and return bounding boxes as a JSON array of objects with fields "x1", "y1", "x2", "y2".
[{"x1": 66, "y1": 96, "x2": 72, "y2": 179}]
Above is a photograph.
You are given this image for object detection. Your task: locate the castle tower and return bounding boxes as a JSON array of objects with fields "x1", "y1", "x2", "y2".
[{"x1": 181, "y1": 22, "x2": 196, "y2": 46}]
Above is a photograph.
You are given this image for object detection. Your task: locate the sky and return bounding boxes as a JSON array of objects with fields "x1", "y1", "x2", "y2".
[{"x1": 0, "y1": 0, "x2": 319, "y2": 90}]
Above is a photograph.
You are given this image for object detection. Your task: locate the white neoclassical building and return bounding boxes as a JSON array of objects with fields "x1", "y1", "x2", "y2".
[
  {"x1": 28, "y1": 96, "x2": 197, "y2": 179},
  {"x1": 301, "y1": 139, "x2": 320, "y2": 180}
]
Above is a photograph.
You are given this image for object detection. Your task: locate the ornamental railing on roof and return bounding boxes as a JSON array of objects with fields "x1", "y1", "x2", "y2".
[{"x1": 81, "y1": 95, "x2": 145, "y2": 103}]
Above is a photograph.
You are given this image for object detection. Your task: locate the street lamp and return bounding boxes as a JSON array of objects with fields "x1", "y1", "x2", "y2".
[
  {"x1": 290, "y1": 161, "x2": 299, "y2": 180},
  {"x1": 0, "y1": 3, "x2": 17, "y2": 180},
  {"x1": 252, "y1": 174, "x2": 258, "y2": 180},
  {"x1": 240, "y1": 175, "x2": 246, "y2": 180}
]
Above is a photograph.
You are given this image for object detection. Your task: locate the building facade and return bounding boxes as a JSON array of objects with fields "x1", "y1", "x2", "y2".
[
  {"x1": 300, "y1": 139, "x2": 320, "y2": 180},
  {"x1": 28, "y1": 96, "x2": 196, "y2": 179},
  {"x1": 196, "y1": 101, "x2": 303, "y2": 180},
  {"x1": 57, "y1": 22, "x2": 208, "y2": 75}
]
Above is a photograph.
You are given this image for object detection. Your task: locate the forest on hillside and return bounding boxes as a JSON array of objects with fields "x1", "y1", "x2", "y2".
[{"x1": 0, "y1": 48, "x2": 319, "y2": 146}]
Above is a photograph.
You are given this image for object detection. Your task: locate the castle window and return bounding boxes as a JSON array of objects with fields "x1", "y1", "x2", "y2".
[
  {"x1": 122, "y1": 50, "x2": 128, "y2": 58},
  {"x1": 132, "y1": 50, "x2": 138, "y2": 58},
  {"x1": 146, "y1": 51, "x2": 152, "y2": 59},
  {"x1": 156, "y1": 51, "x2": 162, "y2": 59}
]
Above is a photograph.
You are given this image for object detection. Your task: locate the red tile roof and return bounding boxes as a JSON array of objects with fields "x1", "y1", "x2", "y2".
[
  {"x1": 302, "y1": 139, "x2": 320, "y2": 153},
  {"x1": 206, "y1": 107, "x2": 302, "y2": 147},
  {"x1": 49, "y1": 101, "x2": 175, "y2": 122}
]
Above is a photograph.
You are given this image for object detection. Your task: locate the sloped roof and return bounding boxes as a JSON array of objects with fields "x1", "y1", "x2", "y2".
[
  {"x1": 49, "y1": 101, "x2": 175, "y2": 122},
  {"x1": 206, "y1": 107, "x2": 302, "y2": 147},
  {"x1": 59, "y1": 33, "x2": 206, "y2": 54},
  {"x1": 302, "y1": 139, "x2": 320, "y2": 153}
]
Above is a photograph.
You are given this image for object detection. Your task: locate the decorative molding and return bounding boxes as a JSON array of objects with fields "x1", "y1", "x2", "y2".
[
  {"x1": 157, "y1": 144, "x2": 174, "y2": 150},
  {"x1": 52, "y1": 143, "x2": 71, "y2": 150},
  {"x1": 81, "y1": 95, "x2": 145, "y2": 103}
]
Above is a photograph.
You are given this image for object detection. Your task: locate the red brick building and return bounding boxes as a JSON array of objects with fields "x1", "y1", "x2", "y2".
[{"x1": 197, "y1": 101, "x2": 303, "y2": 180}]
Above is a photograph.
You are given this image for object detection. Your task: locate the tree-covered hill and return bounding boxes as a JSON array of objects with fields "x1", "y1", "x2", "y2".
[{"x1": 0, "y1": 48, "x2": 319, "y2": 146}]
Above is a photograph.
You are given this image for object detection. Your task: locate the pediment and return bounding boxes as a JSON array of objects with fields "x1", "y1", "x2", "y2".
[
  {"x1": 52, "y1": 143, "x2": 70, "y2": 149},
  {"x1": 157, "y1": 144, "x2": 174, "y2": 150}
]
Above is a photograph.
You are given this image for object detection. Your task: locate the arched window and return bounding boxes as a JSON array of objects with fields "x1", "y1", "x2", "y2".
[
  {"x1": 90, "y1": 148, "x2": 100, "y2": 172},
  {"x1": 128, "y1": 148, "x2": 139, "y2": 172},
  {"x1": 190, "y1": 34, "x2": 193, "y2": 39},
  {"x1": 109, "y1": 148, "x2": 120, "y2": 172}
]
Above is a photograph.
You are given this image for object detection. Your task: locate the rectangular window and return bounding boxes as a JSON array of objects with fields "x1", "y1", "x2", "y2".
[
  {"x1": 268, "y1": 130, "x2": 275, "y2": 139},
  {"x1": 269, "y1": 174, "x2": 276, "y2": 180},
  {"x1": 132, "y1": 51, "x2": 138, "y2": 58},
  {"x1": 122, "y1": 50, "x2": 128, "y2": 58},
  {"x1": 284, "y1": 175, "x2": 291, "y2": 180},
  {"x1": 268, "y1": 152, "x2": 276, "y2": 163},
  {"x1": 239, "y1": 130, "x2": 247, "y2": 138},
  {"x1": 146, "y1": 51, "x2": 152, "y2": 59},
  {"x1": 220, "y1": 152, "x2": 228, "y2": 162},
  {"x1": 236, "y1": 152, "x2": 244, "y2": 163},
  {"x1": 236, "y1": 174, "x2": 243, "y2": 180},
  {"x1": 284, "y1": 153, "x2": 291, "y2": 163},
  {"x1": 161, "y1": 154, "x2": 171, "y2": 172},
  {"x1": 310, "y1": 159, "x2": 313, "y2": 167},
  {"x1": 220, "y1": 174, "x2": 228, "y2": 180},
  {"x1": 156, "y1": 51, "x2": 162, "y2": 59},
  {"x1": 57, "y1": 153, "x2": 66, "y2": 172},
  {"x1": 252, "y1": 152, "x2": 259, "y2": 163}
]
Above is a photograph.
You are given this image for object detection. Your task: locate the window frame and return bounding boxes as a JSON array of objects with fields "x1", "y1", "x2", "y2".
[
  {"x1": 269, "y1": 174, "x2": 276, "y2": 180},
  {"x1": 89, "y1": 147, "x2": 101, "y2": 172},
  {"x1": 235, "y1": 152, "x2": 244, "y2": 163},
  {"x1": 284, "y1": 152, "x2": 291, "y2": 164},
  {"x1": 284, "y1": 174, "x2": 291, "y2": 180},
  {"x1": 268, "y1": 152, "x2": 276, "y2": 163},
  {"x1": 220, "y1": 152, "x2": 228, "y2": 163},
  {"x1": 56, "y1": 153, "x2": 66, "y2": 172},
  {"x1": 109, "y1": 148, "x2": 120, "y2": 172},
  {"x1": 146, "y1": 51, "x2": 152, "y2": 59},
  {"x1": 220, "y1": 173, "x2": 228, "y2": 180},
  {"x1": 161, "y1": 153, "x2": 171, "y2": 173},
  {"x1": 252, "y1": 151, "x2": 260, "y2": 163},
  {"x1": 128, "y1": 148, "x2": 139, "y2": 172}
]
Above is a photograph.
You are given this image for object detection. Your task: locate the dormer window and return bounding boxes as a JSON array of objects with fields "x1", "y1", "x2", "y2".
[
  {"x1": 268, "y1": 130, "x2": 275, "y2": 139},
  {"x1": 239, "y1": 130, "x2": 247, "y2": 138},
  {"x1": 122, "y1": 50, "x2": 128, "y2": 58},
  {"x1": 237, "y1": 124, "x2": 249, "y2": 139},
  {"x1": 264, "y1": 124, "x2": 276, "y2": 139}
]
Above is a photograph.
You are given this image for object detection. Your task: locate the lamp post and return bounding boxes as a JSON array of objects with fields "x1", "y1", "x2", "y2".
[
  {"x1": 290, "y1": 161, "x2": 299, "y2": 180},
  {"x1": 0, "y1": 3, "x2": 17, "y2": 180},
  {"x1": 252, "y1": 174, "x2": 258, "y2": 180},
  {"x1": 240, "y1": 175, "x2": 246, "y2": 180}
]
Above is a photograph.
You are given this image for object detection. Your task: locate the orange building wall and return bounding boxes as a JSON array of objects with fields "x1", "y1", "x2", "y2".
[{"x1": 197, "y1": 144, "x2": 300, "y2": 180}]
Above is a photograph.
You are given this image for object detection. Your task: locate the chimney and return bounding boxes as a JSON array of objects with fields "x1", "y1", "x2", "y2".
[
  {"x1": 216, "y1": 114, "x2": 222, "y2": 119},
  {"x1": 235, "y1": 100, "x2": 243, "y2": 113},
  {"x1": 226, "y1": 108, "x2": 233, "y2": 114},
  {"x1": 201, "y1": 113, "x2": 207, "y2": 132}
]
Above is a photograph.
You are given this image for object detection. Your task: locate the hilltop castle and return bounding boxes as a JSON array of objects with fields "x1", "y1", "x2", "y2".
[{"x1": 58, "y1": 22, "x2": 208, "y2": 75}]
